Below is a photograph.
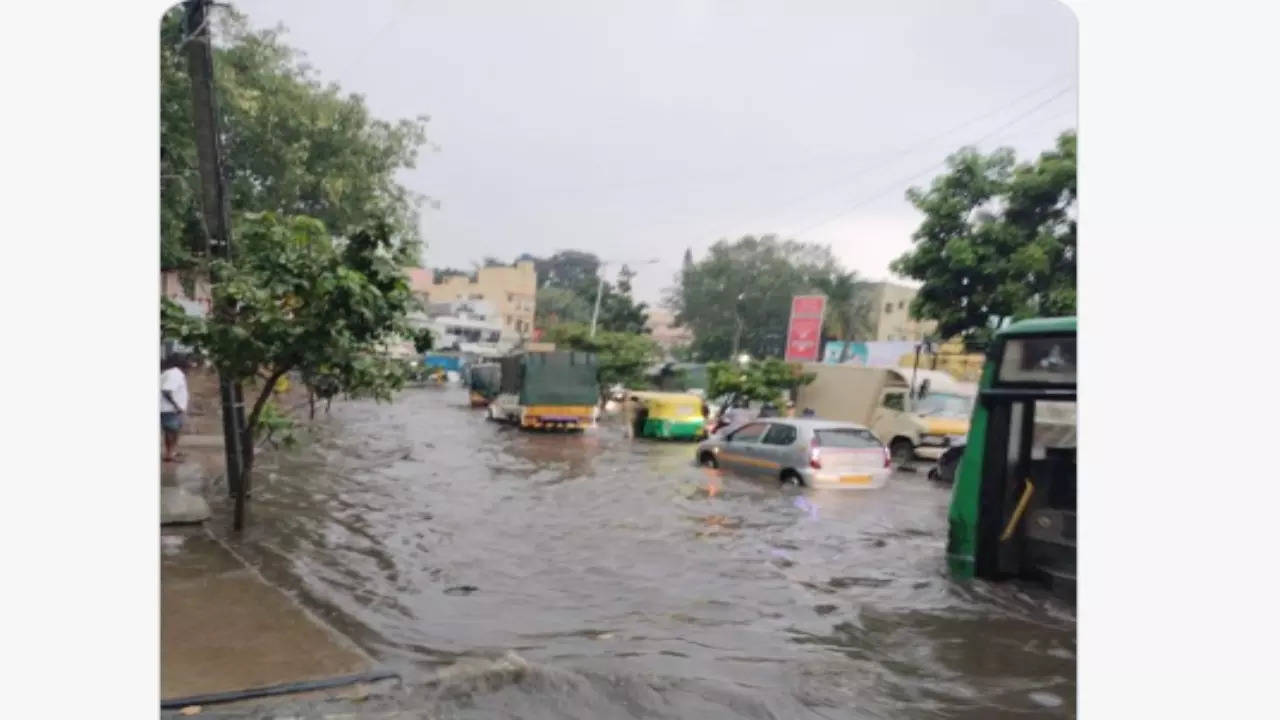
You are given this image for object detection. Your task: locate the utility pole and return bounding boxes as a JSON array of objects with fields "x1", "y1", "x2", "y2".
[
  {"x1": 589, "y1": 266, "x2": 607, "y2": 338},
  {"x1": 182, "y1": 0, "x2": 250, "y2": 530}
]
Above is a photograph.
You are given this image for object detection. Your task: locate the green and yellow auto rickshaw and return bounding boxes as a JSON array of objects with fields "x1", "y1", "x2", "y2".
[{"x1": 630, "y1": 391, "x2": 708, "y2": 441}]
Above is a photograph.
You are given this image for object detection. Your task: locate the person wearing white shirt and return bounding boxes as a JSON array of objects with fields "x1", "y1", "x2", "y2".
[{"x1": 161, "y1": 354, "x2": 190, "y2": 463}]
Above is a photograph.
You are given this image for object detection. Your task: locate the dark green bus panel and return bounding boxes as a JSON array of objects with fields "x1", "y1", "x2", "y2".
[{"x1": 947, "y1": 317, "x2": 1077, "y2": 602}]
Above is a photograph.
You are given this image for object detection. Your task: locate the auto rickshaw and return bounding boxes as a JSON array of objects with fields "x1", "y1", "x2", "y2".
[{"x1": 629, "y1": 391, "x2": 708, "y2": 441}]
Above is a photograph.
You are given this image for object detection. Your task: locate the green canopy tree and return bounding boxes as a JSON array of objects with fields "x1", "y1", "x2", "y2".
[
  {"x1": 666, "y1": 235, "x2": 845, "y2": 361},
  {"x1": 891, "y1": 131, "x2": 1077, "y2": 343},
  {"x1": 707, "y1": 358, "x2": 815, "y2": 405},
  {"x1": 536, "y1": 286, "x2": 593, "y2": 327},
  {"x1": 161, "y1": 213, "x2": 416, "y2": 475},
  {"x1": 594, "y1": 264, "x2": 650, "y2": 335},
  {"x1": 514, "y1": 250, "x2": 649, "y2": 334},
  {"x1": 160, "y1": 7, "x2": 432, "y2": 269}
]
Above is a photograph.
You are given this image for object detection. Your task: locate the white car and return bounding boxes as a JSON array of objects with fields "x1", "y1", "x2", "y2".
[{"x1": 696, "y1": 419, "x2": 892, "y2": 489}]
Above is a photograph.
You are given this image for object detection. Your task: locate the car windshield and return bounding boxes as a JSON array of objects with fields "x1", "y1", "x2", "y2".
[
  {"x1": 814, "y1": 428, "x2": 881, "y2": 449},
  {"x1": 915, "y1": 392, "x2": 973, "y2": 418}
]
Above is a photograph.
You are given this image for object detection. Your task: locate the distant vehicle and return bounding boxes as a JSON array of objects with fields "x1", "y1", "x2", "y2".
[
  {"x1": 929, "y1": 444, "x2": 965, "y2": 483},
  {"x1": 795, "y1": 365, "x2": 975, "y2": 465},
  {"x1": 467, "y1": 363, "x2": 501, "y2": 407},
  {"x1": 695, "y1": 418, "x2": 891, "y2": 489},
  {"x1": 487, "y1": 351, "x2": 599, "y2": 431},
  {"x1": 627, "y1": 391, "x2": 708, "y2": 441},
  {"x1": 649, "y1": 362, "x2": 710, "y2": 395},
  {"x1": 705, "y1": 393, "x2": 761, "y2": 434}
]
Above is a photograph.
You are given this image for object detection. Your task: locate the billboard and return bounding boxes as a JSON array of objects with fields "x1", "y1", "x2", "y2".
[{"x1": 784, "y1": 295, "x2": 826, "y2": 362}]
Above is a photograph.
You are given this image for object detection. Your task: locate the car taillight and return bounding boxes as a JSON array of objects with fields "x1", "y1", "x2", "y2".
[
  {"x1": 809, "y1": 440, "x2": 822, "y2": 469},
  {"x1": 882, "y1": 445, "x2": 891, "y2": 468}
]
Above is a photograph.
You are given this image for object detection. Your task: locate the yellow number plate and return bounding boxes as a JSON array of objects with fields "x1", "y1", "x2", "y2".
[{"x1": 839, "y1": 475, "x2": 872, "y2": 485}]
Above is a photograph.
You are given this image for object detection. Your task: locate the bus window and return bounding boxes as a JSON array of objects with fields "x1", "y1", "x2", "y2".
[{"x1": 1032, "y1": 400, "x2": 1077, "y2": 459}]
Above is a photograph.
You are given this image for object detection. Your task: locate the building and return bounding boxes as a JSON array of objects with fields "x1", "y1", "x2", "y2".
[
  {"x1": 645, "y1": 308, "x2": 692, "y2": 353},
  {"x1": 860, "y1": 281, "x2": 938, "y2": 342},
  {"x1": 406, "y1": 260, "x2": 537, "y2": 342}
]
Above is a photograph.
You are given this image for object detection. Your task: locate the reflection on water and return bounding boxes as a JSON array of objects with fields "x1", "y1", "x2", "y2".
[{"x1": 211, "y1": 389, "x2": 1075, "y2": 718}]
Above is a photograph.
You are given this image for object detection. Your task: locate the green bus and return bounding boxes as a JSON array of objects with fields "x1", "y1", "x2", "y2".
[{"x1": 947, "y1": 317, "x2": 1077, "y2": 601}]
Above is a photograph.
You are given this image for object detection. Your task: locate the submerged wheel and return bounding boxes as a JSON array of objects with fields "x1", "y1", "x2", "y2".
[
  {"x1": 699, "y1": 452, "x2": 719, "y2": 469},
  {"x1": 780, "y1": 470, "x2": 804, "y2": 487},
  {"x1": 890, "y1": 438, "x2": 915, "y2": 466}
]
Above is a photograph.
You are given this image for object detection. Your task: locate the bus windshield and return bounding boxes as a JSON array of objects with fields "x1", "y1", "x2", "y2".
[{"x1": 915, "y1": 392, "x2": 973, "y2": 418}]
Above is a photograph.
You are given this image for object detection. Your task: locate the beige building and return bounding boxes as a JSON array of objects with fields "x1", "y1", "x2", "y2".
[
  {"x1": 861, "y1": 281, "x2": 938, "y2": 342},
  {"x1": 406, "y1": 261, "x2": 537, "y2": 340}
]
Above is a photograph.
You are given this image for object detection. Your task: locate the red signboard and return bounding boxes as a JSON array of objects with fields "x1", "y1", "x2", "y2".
[{"x1": 784, "y1": 294, "x2": 826, "y2": 362}]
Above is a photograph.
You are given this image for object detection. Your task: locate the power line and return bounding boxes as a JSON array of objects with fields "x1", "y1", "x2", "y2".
[
  {"x1": 617, "y1": 74, "x2": 1075, "y2": 245},
  {"x1": 786, "y1": 84, "x2": 1076, "y2": 238}
]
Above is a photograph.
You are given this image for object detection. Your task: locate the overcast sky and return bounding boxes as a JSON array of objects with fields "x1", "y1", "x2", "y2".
[{"x1": 230, "y1": 0, "x2": 1076, "y2": 304}]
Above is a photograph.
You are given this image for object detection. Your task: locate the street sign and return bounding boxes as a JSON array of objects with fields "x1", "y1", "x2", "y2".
[{"x1": 784, "y1": 294, "x2": 826, "y2": 362}]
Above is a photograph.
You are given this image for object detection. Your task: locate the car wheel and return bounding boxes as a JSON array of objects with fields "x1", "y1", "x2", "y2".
[
  {"x1": 890, "y1": 438, "x2": 915, "y2": 466},
  {"x1": 699, "y1": 452, "x2": 719, "y2": 469},
  {"x1": 781, "y1": 470, "x2": 803, "y2": 487}
]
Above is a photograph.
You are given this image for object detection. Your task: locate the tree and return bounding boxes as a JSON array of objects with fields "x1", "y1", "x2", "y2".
[
  {"x1": 536, "y1": 286, "x2": 593, "y2": 326},
  {"x1": 160, "y1": 7, "x2": 432, "y2": 269},
  {"x1": 535, "y1": 250, "x2": 602, "y2": 294},
  {"x1": 594, "y1": 264, "x2": 650, "y2": 334},
  {"x1": 161, "y1": 213, "x2": 415, "y2": 475},
  {"x1": 891, "y1": 131, "x2": 1077, "y2": 343},
  {"x1": 522, "y1": 250, "x2": 649, "y2": 334},
  {"x1": 812, "y1": 271, "x2": 874, "y2": 361},
  {"x1": 666, "y1": 235, "x2": 844, "y2": 361},
  {"x1": 707, "y1": 358, "x2": 815, "y2": 405},
  {"x1": 543, "y1": 323, "x2": 661, "y2": 403}
]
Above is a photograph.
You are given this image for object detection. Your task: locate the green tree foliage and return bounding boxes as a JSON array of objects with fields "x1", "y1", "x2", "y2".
[
  {"x1": 535, "y1": 250, "x2": 601, "y2": 294},
  {"x1": 812, "y1": 271, "x2": 874, "y2": 361},
  {"x1": 517, "y1": 250, "x2": 649, "y2": 334},
  {"x1": 160, "y1": 7, "x2": 432, "y2": 269},
  {"x1": 707, "y1": 358, "x2": 815, "y2": 404},
  {"x1": 543, "y1": 323, "x2": 661, "y2": 400},
  {"x1": 536, "y1": 286, "x2": 593, "y2": 327},
  {"x1": 891, "y1": 131, "x2": 1077, "y2": 342},
  {"x1": 595, "y1": 264, "x2": 649, "y2": 334},
  {"x1": 160, "y1": 213, "x2": 415, "y2": 473},
  {"x1": 667, "y1": 235, "x2": 844, "y2": 361}
]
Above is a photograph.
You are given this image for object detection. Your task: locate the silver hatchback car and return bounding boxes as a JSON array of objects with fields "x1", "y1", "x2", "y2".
[{"x1": 696, "y1": 418, "x2": 891, "y2": 489}]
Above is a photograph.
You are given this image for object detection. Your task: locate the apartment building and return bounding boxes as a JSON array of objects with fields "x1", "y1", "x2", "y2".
[
  {"x1": 406, "y1": 260, "x2": 537, "y2": 340},
  {"x1": 860, "y1": 281, "x2": 938, "y2": 342}
]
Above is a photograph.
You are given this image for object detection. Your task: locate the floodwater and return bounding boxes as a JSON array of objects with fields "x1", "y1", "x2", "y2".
[{"x1": 213, "y1": 389, "x2": 1075, "y2": 719}]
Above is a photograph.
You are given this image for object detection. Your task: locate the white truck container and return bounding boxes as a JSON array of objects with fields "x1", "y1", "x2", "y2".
[{"x1": 796, "y1": 365, "x2": 975, "y2": 463}]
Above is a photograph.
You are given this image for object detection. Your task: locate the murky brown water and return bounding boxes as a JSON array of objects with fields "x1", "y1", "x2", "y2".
[{"x1": 212, "y1": 388, "x2": 1075, "y2": 719}]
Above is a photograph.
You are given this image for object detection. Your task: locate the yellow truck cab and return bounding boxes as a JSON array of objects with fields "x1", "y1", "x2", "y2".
[{"x1": 796, "y1": 365, "x2": 975, "y2": 464}]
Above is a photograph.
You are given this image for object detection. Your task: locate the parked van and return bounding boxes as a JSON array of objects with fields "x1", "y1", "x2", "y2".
[{"x1": 796, "y1": 365, "x2": 974, "y2": 463}]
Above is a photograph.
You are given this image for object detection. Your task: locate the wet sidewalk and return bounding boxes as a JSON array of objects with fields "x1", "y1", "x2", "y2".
[{"x1": 161, "y1": 523, "x2": 382, "y2": 710}]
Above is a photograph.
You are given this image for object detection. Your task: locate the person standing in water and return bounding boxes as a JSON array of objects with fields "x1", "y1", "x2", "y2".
[{"x1": 160, "y1": 354, "x2": 190, "y2": 463}]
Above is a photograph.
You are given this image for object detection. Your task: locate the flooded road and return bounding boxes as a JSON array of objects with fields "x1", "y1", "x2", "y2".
[{"x1": 213, "y1": 388, "x2": 1075, "y2": 719}]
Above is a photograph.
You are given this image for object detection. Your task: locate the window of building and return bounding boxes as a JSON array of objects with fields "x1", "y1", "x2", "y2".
[
  {"x1": 885, "y1": 302, "x2": 894, "y2": 313},
  {"x1": 898, "y1": 300, "x2": 905, "y2": 310}
]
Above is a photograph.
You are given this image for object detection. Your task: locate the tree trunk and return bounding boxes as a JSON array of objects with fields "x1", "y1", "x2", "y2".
[
  {"x1": 241, "y1": 367, "x2": 290, "y2": 478},
  {"x1": 308, "y1": 390, "x2": 316, "y2": 420}
]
